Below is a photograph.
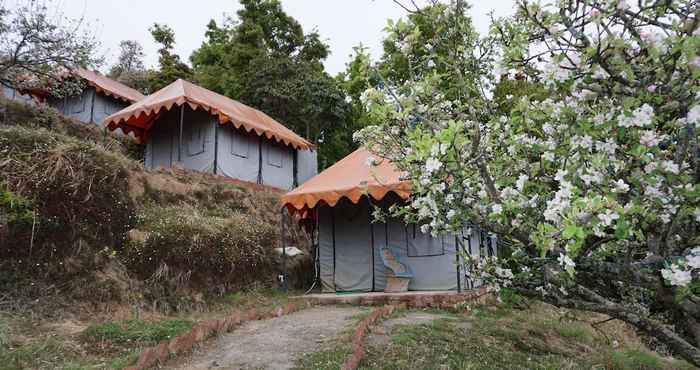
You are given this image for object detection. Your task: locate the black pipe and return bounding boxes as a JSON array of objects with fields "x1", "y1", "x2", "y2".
[
  {"x1": 257, "y1": 136, "x2": 263, "y2": 184},
  {"x1": 213, "y1": 122, "x2": 219, "y2": 175},
  {"x1": 293, "y1": 150, "x2": 298, "y2": 187},
  {"x1": 455, "y1": 234, "x2": 461, "y2": 293},
  {"x1": 89, "y1": 88, "x2": 96, "y2": 124},
  {"x1": 368, "y1": 196, "x2": 375, "y2": 292},
  {"x1": 331, "y1": 207, "x2": 336, "y2": 290},
  {"x1": 281, "y1": 208, "x2": 288, "y2": 292},
  {"x1": 178, "y1": 104, "x2": 184, "y2": 162}
]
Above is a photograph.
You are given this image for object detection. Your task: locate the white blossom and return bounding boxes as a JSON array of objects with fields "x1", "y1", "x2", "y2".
[
  {"x1": 618, "y1": 104, "x2": 654, "y2": 128},
  {"x1": 598, "y1": 210, "x2": 620, "y2": 226},
  {"x1": 425, "y1": 157, "x2": 443, "y2": 174},
  {"x1": 640, "y1": 130, "x2": 662, "y2": 147},
  {"x1": 492, "y1": 204, "x2": 503, "y2": 215},
  {"x1": 661, "y1": 265, "x2": 692, "y2": 287},
  {"x1": 558, "y1": 253, "x2": 576, "y2": 269},
  {"x1": 516, "y1": 174, "x2": 529, "y2": 192},
  {"x1": 612, "y1": 179, "x2": 630, "y2": 193}
]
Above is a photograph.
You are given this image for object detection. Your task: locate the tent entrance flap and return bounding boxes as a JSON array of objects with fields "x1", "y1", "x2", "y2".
[{"x1": 332, "y1": 200, "x2": 373, "y2": 292}]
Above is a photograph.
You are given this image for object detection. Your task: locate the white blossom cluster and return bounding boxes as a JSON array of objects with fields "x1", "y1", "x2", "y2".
[{"x1": 661, "y1": 247, "x2": 700, "y2": 287}]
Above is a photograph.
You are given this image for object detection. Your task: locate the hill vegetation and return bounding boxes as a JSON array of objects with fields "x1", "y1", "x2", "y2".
[{"x1": 0, "y1": 96, "x2": 307, "y2": 314}]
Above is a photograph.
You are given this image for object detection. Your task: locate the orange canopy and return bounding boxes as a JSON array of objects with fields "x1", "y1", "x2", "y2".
[
  {"x1": 105, "y1": 79, "x2": 313, "y2": 150},
  {"x1": 17, "y1": 68, "x2": 145, "y2": 103},
  {"x1": 74, "y1": 69, "x2": 145, "y2": 103},
  {"x1": 281, "y1": 147, "x2": 411, "y2": 214}
]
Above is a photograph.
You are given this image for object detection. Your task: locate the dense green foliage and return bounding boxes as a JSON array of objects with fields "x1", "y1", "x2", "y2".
[
  {"x1": 190, "y1": 0, "x2": 354, "y2": 168},
  {"x1": 107, "y1": 40, "x2": 152, "y2": 94},
  {"x1": 147, "y1": 24, "x2": 194, "y2": 92}
]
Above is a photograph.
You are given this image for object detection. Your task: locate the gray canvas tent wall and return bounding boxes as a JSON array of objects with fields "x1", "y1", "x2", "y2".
[
  {"x1": 42, "y1": 69, "x2": 144, "y2": 128},
  {"x1": 143, "y1": 105, "x2": 317, "y2": 189},
  {"x1": 106, "y1": 79, "x2": 316, "y2": 191},
  {"x1": 46, "y1": 86, "x2": 131, "y2": 127},
  {"x1": 281, "y1": 147, "x2": 498, "y2": 293},
  {"x1": 317, "y1": 195, "x2": 495, "y2": 292},
  {"x1": 1, "y1": 85, "x2": 35, "y2": 105}
]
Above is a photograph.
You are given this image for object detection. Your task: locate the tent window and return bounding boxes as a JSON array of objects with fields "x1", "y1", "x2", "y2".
[
  {"x1": 231, "y1": 133, "x2": 250, "y2": 158},
  {"x1": 71, "y1": 96, "x2": 86, "y2": 113},
  {"x1": 267, "y1": 145, "x2": 283, "y2": 168},
  {"x1": 187, "y1": 126, "x2": 206, "y2": 156},
  {"x1": 406, "y1": 224, "x2": 446, "y2": 257}
]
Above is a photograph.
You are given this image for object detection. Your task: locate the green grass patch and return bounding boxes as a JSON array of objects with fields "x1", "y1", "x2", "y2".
[
  {"x1": 295, "y1": 342, "x2": 355, "y2": 370},
  {"x1": 358, "y1": 303, "x2": 694, "y2": 370},
  {"x1": 82, "y1": 318, "x2": 193, "y2": 346}
]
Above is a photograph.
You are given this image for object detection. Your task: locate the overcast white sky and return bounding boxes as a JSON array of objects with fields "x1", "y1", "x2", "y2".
[{"x1": 20, "y1": 0, "x2": 517, "y2": 75}]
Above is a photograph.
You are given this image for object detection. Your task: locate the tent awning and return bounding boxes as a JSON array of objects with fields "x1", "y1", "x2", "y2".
[
  {"x1": 105, "y1": 79, "x2": 313, "y2": 151},
  {"x1": 281, "y1": 147, "x2": 411, "y2": 214},
  {"x1": 74, "y1": 69, "x2": 145, "y2": 103}
]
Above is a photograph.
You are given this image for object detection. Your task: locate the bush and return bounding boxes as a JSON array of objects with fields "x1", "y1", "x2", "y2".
[
  {"x1": 125, "y1": 203, "x2": 277, "y2": 290},
  {"x1": 0, "y1": 125, "x2": 136, "y2": 264}
]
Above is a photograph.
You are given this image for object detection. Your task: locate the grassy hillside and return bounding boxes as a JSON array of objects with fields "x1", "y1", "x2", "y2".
[{"x1": 0, "y1": 97, "x2": 308, "y2": 314}]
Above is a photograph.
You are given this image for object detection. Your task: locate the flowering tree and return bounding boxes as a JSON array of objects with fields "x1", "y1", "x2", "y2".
[
  {"x1": 0, "y1": 0, "x2": 99, "y2": 95},
  {"x1": 355, "y1": 0, "x2": 700, "y2": 365}
]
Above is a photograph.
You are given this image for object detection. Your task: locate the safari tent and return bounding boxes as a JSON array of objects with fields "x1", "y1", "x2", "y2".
[
  {"x1": 105, "y1": 79, "x2": 317, "y2": 190},
  {"x1": 44, "y1": 69, "x2": 145, "y2": 127},
  {"x1": 281, "y1": 148, "x2": 498, "y2": 293},
  {"x1": 1, "y1": 85, "x2": 36, "y2": 105}
]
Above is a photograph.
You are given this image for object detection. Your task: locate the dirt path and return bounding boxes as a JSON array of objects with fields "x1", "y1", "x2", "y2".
[{"x1": 169, "y1": 306, "x2": 365, "y2": 370}]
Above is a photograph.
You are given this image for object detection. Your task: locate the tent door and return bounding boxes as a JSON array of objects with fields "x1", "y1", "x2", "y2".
[{"x1": 332, "y1": 202, "x2": 373, "y2": 292}]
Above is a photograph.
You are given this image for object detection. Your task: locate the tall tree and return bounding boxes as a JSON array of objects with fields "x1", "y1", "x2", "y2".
[
  {"x1": 191, "y1": 0, "x2": 352, "y2": 168},
  {"x1": 0, "y1": 0, "x2": 99, "y2": 96},
  {"x1": 108, "y1": 40, "x2": 150, "y2": 93},
  {"x1": 356, "y1": 0, "x2": 700, "y2": 366},
  {"x1": 148, "y1": 23, "x2": 193, "y2": 92}
]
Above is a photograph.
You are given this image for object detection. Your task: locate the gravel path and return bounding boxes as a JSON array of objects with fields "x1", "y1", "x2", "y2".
[{"x1": 169, "y1": 306, "x2": 365, "y2": 370}]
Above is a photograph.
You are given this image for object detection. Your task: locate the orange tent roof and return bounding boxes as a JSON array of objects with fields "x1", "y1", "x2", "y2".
[
  {"x1": 105, "y1": 79, "x2": 313, "y2": 150},
  {"x1": 281, "y1": 147, "x2": 411, "y2": 213},
  {"x1": 74, "y1": 69, "x2": 145, "y2": 103}
]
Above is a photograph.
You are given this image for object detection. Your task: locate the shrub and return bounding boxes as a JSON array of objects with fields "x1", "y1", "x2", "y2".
[
  {"x1": 124, "y1": 202, "x2": 278, "y2": 292},
  {"x1": 0, "y1": 125, "x2": 136, "y2": 264}
]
